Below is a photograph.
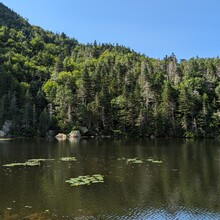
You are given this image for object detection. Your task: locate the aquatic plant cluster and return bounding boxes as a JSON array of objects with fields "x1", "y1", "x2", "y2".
[
  {"x1": 2, "y1": 157, "x2": 163, "y2": 187},
  {"x1": 65, "y1": 174, "x2": 104, "y2": 187},
  {"x1": 2, "y1": 158, "x2": 55, "y2": 167},
  {"x1": 118, "y1": 157, "x2": 163, "y2": 164},
  {"x1": 60, "y1": 157, "x2": 77, "y2": 162},
  {"x1": 2, "y1": 157, "x2": 77, "y2": 167}
]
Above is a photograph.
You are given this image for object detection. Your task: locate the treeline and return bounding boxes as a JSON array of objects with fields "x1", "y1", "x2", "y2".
[{"x1": 1, "y1": 3, "x2": 220, "y2": 138}]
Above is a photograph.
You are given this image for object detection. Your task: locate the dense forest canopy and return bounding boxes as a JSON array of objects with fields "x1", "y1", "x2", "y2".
[{"x1": 1, "y1": 3, "x2": 220, "y2": 138}]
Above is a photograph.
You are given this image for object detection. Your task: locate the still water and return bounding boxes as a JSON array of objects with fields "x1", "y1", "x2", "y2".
[{"x1": 0, "y1": 138, "x2": 220, "y2": 219}]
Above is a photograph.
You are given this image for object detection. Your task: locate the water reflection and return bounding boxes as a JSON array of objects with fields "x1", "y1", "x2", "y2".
[{"x1": 0, "y1": 138, "x2": 220, "y2": 219}]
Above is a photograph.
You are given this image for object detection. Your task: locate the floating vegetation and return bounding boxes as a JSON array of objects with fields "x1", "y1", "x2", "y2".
[
  {"x1": 28, "y1": 159, "x2": 55, "y2": 163},
  {"x1": 66, "y1": 174, "x2": 104, "y2": 187},
  {"x1": 3, "y1": 161, "x2": 40, "y2": 167},
  {"x1": 151, "y1": 160, "x2": 163, "y2": 164},
  {"x1": 2, "y1": 157, "x2": 78, "y2": 167},
  {"x1": 132, "y1": 160, "x2": 144, "y2": 164},
  {"x1": 117, "y1": 157, "x2": 126, "y2": 161},
  {"x1": 3, "y1": 163, "x2": 25, "y2": 167},
  {"x1": 25, "y1": 205, "x2": 32, "y2": 209},
  {"x1": 147, "y1": 158, "x2": 163, "y2": 164},
  {"x1": 25, "y1": 161, "x2": 41, "y2": 166},
  {"x1": 3, "y1": 158, "x2": 54, "y2": 167},
  {"x1": 0, "y1": 138, "x2": 13, "y2": 141},
  {"x1": 147, "y1": 158, "x2": 154, "y2": 162},
  {"x1": 126, "y1": 158, "x2": 144, "y2": 164},
  {"x1": 60, "y1": 157, "x2": 77, "y2": 162},
  {"x1": 117, "y1": 157, "x2": 163, "y2": 165}
]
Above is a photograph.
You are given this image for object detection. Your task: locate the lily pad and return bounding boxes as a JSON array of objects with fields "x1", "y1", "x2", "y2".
[
  {"x1": 117, "y1": 157, "x2": 163, "y2": 165},
  {"x1": 151, "y1": 160, "x2": 163, "y2": 164},
  {"x1": 60, "y1": 157, "x2": 77, "y2": 162},
  {"x1": 66, "y1": 174, "x2": 104, "y2": 187},
  {"x1": 27, "y1": 159, "x2": 54, "y2": 163},
  {"x1": 3, "y1": 163, "x2": 27, "y2": 167},
  {"x1": 146, "y1": 158, "x2": 163, "y2": 164},
  {"x1": 3, "y1": 161, "x2": 40, "y2": 167},
  {"x1": 25, "y1": 161, "x2": 41, "y2": 166},
  {"x1": 132, "y1": 160, "x2": 144, "y2": 164},
  {"x1": 146, "y1": 158, "x2": 154, "y2": 162},
  {"x1": 117, "y1": 157, "x2": 126, "y2": 161},
  {"x1": 3, "y1": 158, "x2": 54, "y2": 167},
  {"x1": 126, "y1": 158, "x2": 144, "y2": 164},
  {"x1": 0, "y1": 138, "x2": 13, "y2": 141}
]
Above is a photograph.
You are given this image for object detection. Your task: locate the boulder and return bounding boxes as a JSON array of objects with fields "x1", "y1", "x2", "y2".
[
  {"x1": 47, "y1": 130, "x2": 55, "y2": 138},
  {"x1": 55, "y1": 133, "x2": 67, "y2": 140},
  {"x1": 0, "y1": 130, "x2": 6, "y2": 138},
  {"x1": 68, "y1": 130, "x2": 81, "y2": 139},
  {"x1": 150, "y1": 134, "x2": 155, "y2": 139},
  {"x1": 78, "y1": 126, "x2": 88, "y2": 135},
  {"x1": 2, "y1": 120, "x2": 12, "y2": 133}
]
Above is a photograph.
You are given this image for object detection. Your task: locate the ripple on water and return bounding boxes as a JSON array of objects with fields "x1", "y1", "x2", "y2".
[{"x1": 94, "y1": 207, "x2": 220, "y2": 220}]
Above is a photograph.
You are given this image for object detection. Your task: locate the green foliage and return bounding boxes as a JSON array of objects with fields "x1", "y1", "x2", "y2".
[{"x1": 0, "y1": 3, "x2": 220, "y2": 137}]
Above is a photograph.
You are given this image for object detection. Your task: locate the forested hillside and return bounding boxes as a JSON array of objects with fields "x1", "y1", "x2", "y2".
[{"x1": 1, "y1": 3, "x2": 220, "y2": 138}]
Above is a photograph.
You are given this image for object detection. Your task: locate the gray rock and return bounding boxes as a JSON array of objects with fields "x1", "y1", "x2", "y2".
[
  {"x1": 2, "y1": 120, "x2": 12, "y2": 133},
  {"x1": 150, "y1": 134, "x2": 155, "y2": 139},
  {"x1": 68, "y1": 130, "x2": 81, "y2": 139},
  {"x1": 0, "y1": 130, "x2": 6, "y2": 138},
  {"x1": 47, "y1": 130, "x2": 55, "y2": 138},
  {"x1": 78, "y1": 126, "x2": 88, "y2": 134}
]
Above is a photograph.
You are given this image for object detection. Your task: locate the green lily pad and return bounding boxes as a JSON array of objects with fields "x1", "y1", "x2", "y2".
[
  {"x1": 0, "y1": 138, "x2": 13, "y2": 141},
  {"x1": 3, "y1": 158, "x2": 54, "y2": 167},
  {"x1": 146, "y1": 158, "x2": 163, "y2": 164},
  {"x1": 151, "y1": 160, "x2": 163, "y2": 164},
  {"x1": 132, "y1": 160, "x2": 144, "y2": 164},
  {"x1": 3, "y1": 161, "x2": 40, "y2": 167},
  {"x1": 118, "y1": 157, "x2": 163, "y2": 165},
  {"x1": 66, "y1": 174, "x2": 104, "y2": 187},
  {"x1": 126, "y1": 158, "x2": 144, "y2": 164},
  {"x1": 25, "y1": 161, "x2": 41, "y2": 166},
  {"x1": 60, "y1": 157, "x2": 77, "y2": 162},
  {"x1": 3, "y1": 163, "x2": 26, "y2": 167},
  {"x1": 27, "y1": 159, "x2": 54, "y2": 163},
  {"x1": 117, "y1": 157, "x2": 126, "y2": 161},
  {"x1": 146, "y1": 158, "x2": 154, "y2": 162}
]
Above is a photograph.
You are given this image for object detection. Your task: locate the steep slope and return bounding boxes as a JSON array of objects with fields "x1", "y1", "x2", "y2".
[
  {"x1": 0, "y1": 3, "x2": 30, "y2": 29},
  {"x1": 0, "y1": 3, "x2": 220, "y2": 138}
]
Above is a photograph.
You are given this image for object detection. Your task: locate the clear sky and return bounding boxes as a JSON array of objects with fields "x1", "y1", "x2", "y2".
[{"x1": 1, "y1": 0, "x2": 220, "y2": 59}]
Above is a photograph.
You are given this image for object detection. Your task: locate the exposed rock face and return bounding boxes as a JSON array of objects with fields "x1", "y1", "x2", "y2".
[
  {"x1": 167, "y1": 55, "x2": 180, "y2": 85},
  {"x1": 0, "y1": 130, "x2": 6, "y2": 138},
  {"x1": 68, "y1": 130, "x2": 81, "y2": 139},
  {"x1": 55, "y1": 133, "x2": 67, "y2": 140}
]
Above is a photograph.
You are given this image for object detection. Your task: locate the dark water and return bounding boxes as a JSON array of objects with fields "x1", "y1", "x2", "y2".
[{"x1": 0, "y1": 138, "x2": 220, "y2": 219}]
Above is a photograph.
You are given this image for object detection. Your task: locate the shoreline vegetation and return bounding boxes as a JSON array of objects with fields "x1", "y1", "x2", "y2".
[{"x1": 1, "y1": 3, "x2": 220, "y2": 139}]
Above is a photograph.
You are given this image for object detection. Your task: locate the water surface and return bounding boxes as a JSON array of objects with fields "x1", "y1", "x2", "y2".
[{"x1": 0, "y1": 138, "x2": 220, "y2": 219}]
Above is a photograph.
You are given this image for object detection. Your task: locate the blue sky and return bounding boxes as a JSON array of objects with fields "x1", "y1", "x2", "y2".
[{"x1": 1, "y1": 0, "x2": 220, "y2": 59}]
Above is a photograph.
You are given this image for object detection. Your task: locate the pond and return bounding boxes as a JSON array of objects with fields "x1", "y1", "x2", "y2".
[{"x1": 0, "y1": 138, "x2": 220, "y2": 219}]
